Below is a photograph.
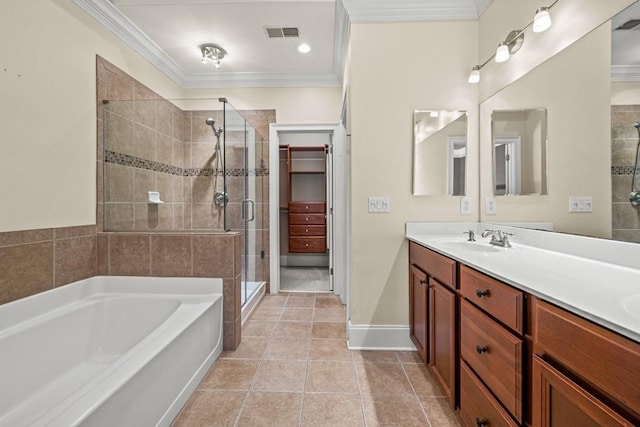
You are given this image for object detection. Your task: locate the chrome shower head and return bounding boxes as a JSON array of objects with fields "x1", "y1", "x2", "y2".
[{"x1": 205, "y1": 117, "x2": 216, "y2": 126}]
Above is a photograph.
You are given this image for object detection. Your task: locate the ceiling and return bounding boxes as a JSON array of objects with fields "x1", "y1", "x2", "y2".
[
  {"x1": 74, "y1": 0, "x2": 640, "y2": 87},
  {"x1": 74, "y1": 0, "x2": 492, "y2": 87}
]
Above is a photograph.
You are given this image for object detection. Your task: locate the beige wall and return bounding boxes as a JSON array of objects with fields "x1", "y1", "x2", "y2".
[
  {"x1": 0, "y1": 0, "x2": 184, "y2": 232},
  {"x1": 183, "y1": 87, "x2": 343, "y2": 125},
  {"x1": 348, "y1": 21, "x2": 479, "y2": 325}
]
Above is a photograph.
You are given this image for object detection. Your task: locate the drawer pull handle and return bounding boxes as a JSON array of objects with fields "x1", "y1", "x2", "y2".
[
  {"x1": 419, "y1": 279, "x2": 427, "y2": 285},
  {"x1": 476, "y1": 345, "x2": 488, "y2": 354},
  {"x1": 475, "y1": 418, "x2": 488, "y2": 427},
  {"x1": 476, "y1": 289, "x2": 489, "y2": 298}
]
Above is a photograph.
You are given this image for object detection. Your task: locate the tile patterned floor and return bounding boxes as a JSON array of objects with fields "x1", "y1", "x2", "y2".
[{"x1": 173, "y1": 292, "x2": 461, "y2": 427}]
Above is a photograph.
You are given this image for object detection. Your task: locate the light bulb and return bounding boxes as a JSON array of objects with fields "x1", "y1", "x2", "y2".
[
  {"x1": 533, "y1": 7, "x2": 551, "y2": 33},
  {"x1": 201, "y1": 56, "x2": 207, "y2": 64},
  {"x1": 495, "y1": 42, "x2": 510, "y2": 63},
  {"x1": 468, "y1": 66, "x2": 480, "y2": 84},
  {"x1": 214, "y1": 60, "x2": 221, "y2": 69}
]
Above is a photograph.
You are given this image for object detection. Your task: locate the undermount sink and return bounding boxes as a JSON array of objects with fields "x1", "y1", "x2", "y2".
[{"x1": 437, "y1": 240, "x2": 500, "y2": 253}]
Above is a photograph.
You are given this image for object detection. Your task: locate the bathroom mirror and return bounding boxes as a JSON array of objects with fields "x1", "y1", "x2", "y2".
[
  {"x1": 492, "y1": 109, "x2": 547, "y2": 196},
  {"x1": 413, "y1": 110, "x2": 467, "y2": 196}
]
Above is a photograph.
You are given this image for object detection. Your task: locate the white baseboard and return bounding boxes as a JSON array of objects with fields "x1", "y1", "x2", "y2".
[{"x1": 347, "y1": 322, "x2": 416, "y2": 350}]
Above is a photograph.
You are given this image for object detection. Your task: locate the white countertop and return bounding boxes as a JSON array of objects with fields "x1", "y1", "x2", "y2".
[{"x1": 405, "y1": 222, "x2": 640, "y2": 343}]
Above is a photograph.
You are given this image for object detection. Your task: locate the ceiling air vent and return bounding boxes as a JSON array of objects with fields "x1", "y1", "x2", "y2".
[
  {"x1": 615, "y1": 19, "x2": 640, "y2": 30},
  {"x1": 265, "y1": 27, "x2": 300, "y2": 38}
]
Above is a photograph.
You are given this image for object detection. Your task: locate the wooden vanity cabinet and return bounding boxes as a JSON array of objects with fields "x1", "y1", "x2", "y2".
[
  {"x1": 532, "y1": 298, "x2": 640, "y2": 426},
  {"x1": 408, "y1": 241, "x2": 457, "y2": 407},
  {"x1": 459, "y1": 265, "x2": 525, "y2": 426}
]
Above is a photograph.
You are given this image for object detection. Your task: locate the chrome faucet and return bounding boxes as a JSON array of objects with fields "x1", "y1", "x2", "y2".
[
  {"x1": 481, "y1": 229, "x2": 513, "y2": 248},
  {"x1": 463, "y1": 230, "x2": 476, "y2": 242}
]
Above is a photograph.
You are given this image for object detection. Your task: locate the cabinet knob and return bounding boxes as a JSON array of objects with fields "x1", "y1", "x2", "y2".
[
  {"x1": 305, "y1": 229, "x2": 309, "y2": 233},
  {"x1": 305, "y1": 206, "x2": 309, "y2": 210},
  {"x1": 305, "y1": 243, "x2": 309, "y2": 247},
  {"x1": 476, "y1": 289, "x2": 489, "y2": 298},
  {"x1": 475, "y1": 418, "x2": 488, "y2": 427},
  {"x1": 476, "y1": 345, "x2": 488, "y2": 354},
  {"x1": 419, "y1": 279, "x2": 427, "y2": 285},
  {"x1": 305, "y1": 217, "x2": 309, "y2": 221}
]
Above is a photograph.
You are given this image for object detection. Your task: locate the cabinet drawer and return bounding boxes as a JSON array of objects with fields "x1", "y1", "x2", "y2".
[
  {"x1": 289, "y1": 213, "x2": 325, "y2": 225},
  {"x1": 461, "y1": 300, "x2": 523, "y2": 422},
  {"x1": 460, "y1": 361, "x2": 518, "y2": 427},
  {"x1": 460, "y1": 265, "x2": 523, "y2": 334},
  {"x1": 534, "y1": 299, "x2": 640, "y2": 418},
  {"x1": 408, "y1": 242, "x2": 456, "y2": 289},
  {"x1": 288, "y1": 202, "x2": 326, "y2": 213},
  {"x1": 289, "y1": 237, "x2": 326, "y2": 253},
  {"x1": 289, "y1": 225, "x2": 325, "y2": 236}
]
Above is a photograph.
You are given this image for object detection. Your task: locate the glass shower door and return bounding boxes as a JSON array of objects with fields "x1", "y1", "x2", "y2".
[{"x1": 221, "y1": 101, "x2": 263, "y2": 306}]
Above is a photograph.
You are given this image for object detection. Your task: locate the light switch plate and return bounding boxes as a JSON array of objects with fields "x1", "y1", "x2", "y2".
[
  {"x1": 368, "y1": 196, "x2": 390, "y2": 213},
  {"x1": 485, "y1": 197, "x2": 497, "y2": 215},
  {"x1": 569, "y1": 196, "x2": 593, "y2": 212},
  {"x1": 460, "y1": 197, "x2": 472, "y2": 215}
]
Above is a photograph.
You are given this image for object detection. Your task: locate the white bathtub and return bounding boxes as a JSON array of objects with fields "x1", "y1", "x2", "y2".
[{"x1": 0, "y1": 276, "x2": 223, "y2": 427}]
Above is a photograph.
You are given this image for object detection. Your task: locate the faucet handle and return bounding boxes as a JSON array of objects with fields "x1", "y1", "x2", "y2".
[{"x1": 463, "y1": 230, "x2": 476, "y2": 242}]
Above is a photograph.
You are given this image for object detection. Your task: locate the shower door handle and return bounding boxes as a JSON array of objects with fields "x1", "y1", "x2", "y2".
[{"x1": 242, "y1": 199, "x2": 255, "y2": 222}]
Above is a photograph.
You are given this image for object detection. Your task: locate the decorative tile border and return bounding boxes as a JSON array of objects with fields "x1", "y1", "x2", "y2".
[
  {"x1": 612, "y1": 166, "x2": 640, "y2": 175},
  {"x1": 105, "y1": 150, "x2": 269, "y2": 177}
]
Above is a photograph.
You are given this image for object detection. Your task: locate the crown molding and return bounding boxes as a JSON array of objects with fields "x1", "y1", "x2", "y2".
[
  {"x1": 612, "y1": 65, "x2": 640, "y2": 82},
  {"x1": 341, "y1": 0, "x2": 490, "y2": 22},
  {"x1": 181, "y1": 72, "x2": 340, "y2": 88}
]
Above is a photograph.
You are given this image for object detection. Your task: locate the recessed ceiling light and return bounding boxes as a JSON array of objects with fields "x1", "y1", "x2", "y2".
[{"x1": 298, "y1": 43, "x2": 311, "y2": 53}]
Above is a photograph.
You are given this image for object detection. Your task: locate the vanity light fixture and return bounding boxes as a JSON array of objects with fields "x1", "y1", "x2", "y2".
[
  {"x1": 200, "y1": 43, "x2": 227, "y2": 70},
  {"x1": 466, "y1": 0, "x2": 559, "y2": 84},
  {"x1": 533, "y1": 7, "x2": 552, "y2": 33}
]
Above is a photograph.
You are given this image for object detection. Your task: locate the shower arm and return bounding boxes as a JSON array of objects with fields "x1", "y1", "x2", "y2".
[{"x1": 630, "y1": 125, "x2": 640, "y2": 207}]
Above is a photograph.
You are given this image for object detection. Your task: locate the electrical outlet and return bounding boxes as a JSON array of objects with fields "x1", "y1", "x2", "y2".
[
  {"x1": 368, "y1": 197, "x2": 390, "y2": 213},
  {"x1": 569, "y1": 196, "x2": 593, "y2": 213},
  {"x1": 485, "y1": 197, "x2": 497, "y2": 215},
  {"x1": 460, "y1": 197, "x2": 472, "y2": 215}
]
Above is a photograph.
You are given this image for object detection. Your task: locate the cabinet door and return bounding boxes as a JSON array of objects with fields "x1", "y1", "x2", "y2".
[
  {"x1": 532, "y1": 356, "x2": 634, "y2": 427},
  {"x1": 409, "y1": 264, "x2": 428, "y2": 363},
  {"x1": 430, "y1": 279, "x2": 456, "y2": 407}
]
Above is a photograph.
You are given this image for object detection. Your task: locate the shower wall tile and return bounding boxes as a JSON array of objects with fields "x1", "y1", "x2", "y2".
[
  {"x1": 612, "y1": 175, "x2": 633, "y2": 203},
  {"x1": 173, "y1": 176, "x2": 184, "y2": 203},
  {"x1": 173, "y1": 106, "x2": 185, "y2": 142},
  {"x1": 157, "y1": 101, "x2": 174, "y2": 137},
  {"x1": 174, "y1": 204, "x2": 185, "y2": 230},
  {"x1": 191, "y1": 142, "x2": 216, "y2": 168},
  {"x1": 183, "y1": 143, "x2": 193, "y2": 169},
  {"x1": 0, "y1": 228, "x2": 53, "y2": 247},
  {"x1": 55, "y1": 225, "x2": 97, "y2": 240},
  {"x1": 97, "y1": 161, "x2": 104, "y2": 204},
  {"x1": 0, "y1": 242, "x2": 54, "y2": 305},
  {"x1": 611, "y1": 139, "x2": 638, "y2": 166},
  {"x1": 108, "y1": 234, "x2": 151, "y2": 276},
  {"x1": 105, "y1": 113, "x2": 133, "y2": 154},
  {"x1": 151, "y1": 235, "x2": 192, "y2": 276},
  {"x1": 105, "y1": 204, "x2": 135, "y2": 230},
  {"x1": 133, "y1": 168, "x2": 156, "y2": 202},
  {"x1": 135, "y1": 100, "x2": 157, "y2": 131},
  {"x1": 157, "y1": 134, "x2": 174, "y2": 165},
  {"x1": 226, "y1": 177, "x2": 244, "y2": 203},
  {"x1": 234, "y1": 233, "x2": 242, "y2": 278},
  {"x1": 157, "y1": 172, "x2": 175, "y2": 203},
  {"x1": 106, "y1": 163, "x2": 134, "y2": 202},
  {"x1": 133, "y1": 203, "x2": 173, "y2": 230},
  {"x1": 612, "y1": 229, "x2": 640, "y2": 243},
  {"x1": 223, "y1": 278, "x2": 236, "y2": 322},
  {"x1": 96, "y1": 203, "x2": 104, "y2": 233},
  {"x1": 97, "y1": 118, "x2": 104, "y2": 162},
  {"x1": 193, "y1": 234, "x2": 235, "y2": 278},
  {"x1": 192, "y1": 203, "x2": 222, "y2": 229},
  {"x1": 183, "y1": 113, "x2": 193, "y2": 145},
  {"x1": 54, "y1": 235, "x2": 97, "y2": 287},
  {"x1": 191, "y1": 114, "x2": 217, "y2": 143},
  {"x1": 97, "y1": 234, "x2": 109, "y2": 275},
  {"x1": 612, "y1": 203, "x2": 640, "y2": 229},
  {"x1": 173, "y1": 141, "x2": 184, "y2": 168},
  {"x1": 134, "y1": 82, "x2": 160, "y2": 101},
  {"x1": 192, "y1": 175, "x2": 214, "y2": 203},
  {"x1": 133, "y1": 123, "x2": 157, "y2": 161},
  {"x1": 106, "y1": 72, "x2": 135, "y2": 105}
]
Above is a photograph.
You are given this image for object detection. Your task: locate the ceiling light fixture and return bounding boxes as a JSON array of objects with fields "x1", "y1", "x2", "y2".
[
  {"x1": 466, "y1": 0, "x2": 559, "y2": 84},
  {"x1": 199, "y1": 43, "x2": 227, "y2": 70},
  {"x1": 298, "y1": 43, "x2": 311, "y2": 53}
]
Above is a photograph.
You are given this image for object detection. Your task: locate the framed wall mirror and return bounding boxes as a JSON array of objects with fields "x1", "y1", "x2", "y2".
[
  {"x1": 492, "y1": 109, "x2": 547, "y2": 196},
  {"x1": 413, "y1": 110, "x2": 467, "y2": 196}
]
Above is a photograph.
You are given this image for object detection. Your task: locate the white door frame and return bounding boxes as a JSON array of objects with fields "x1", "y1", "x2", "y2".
[{"x1": 268, "y1": 123, "x2": 347, "y2": 297}]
